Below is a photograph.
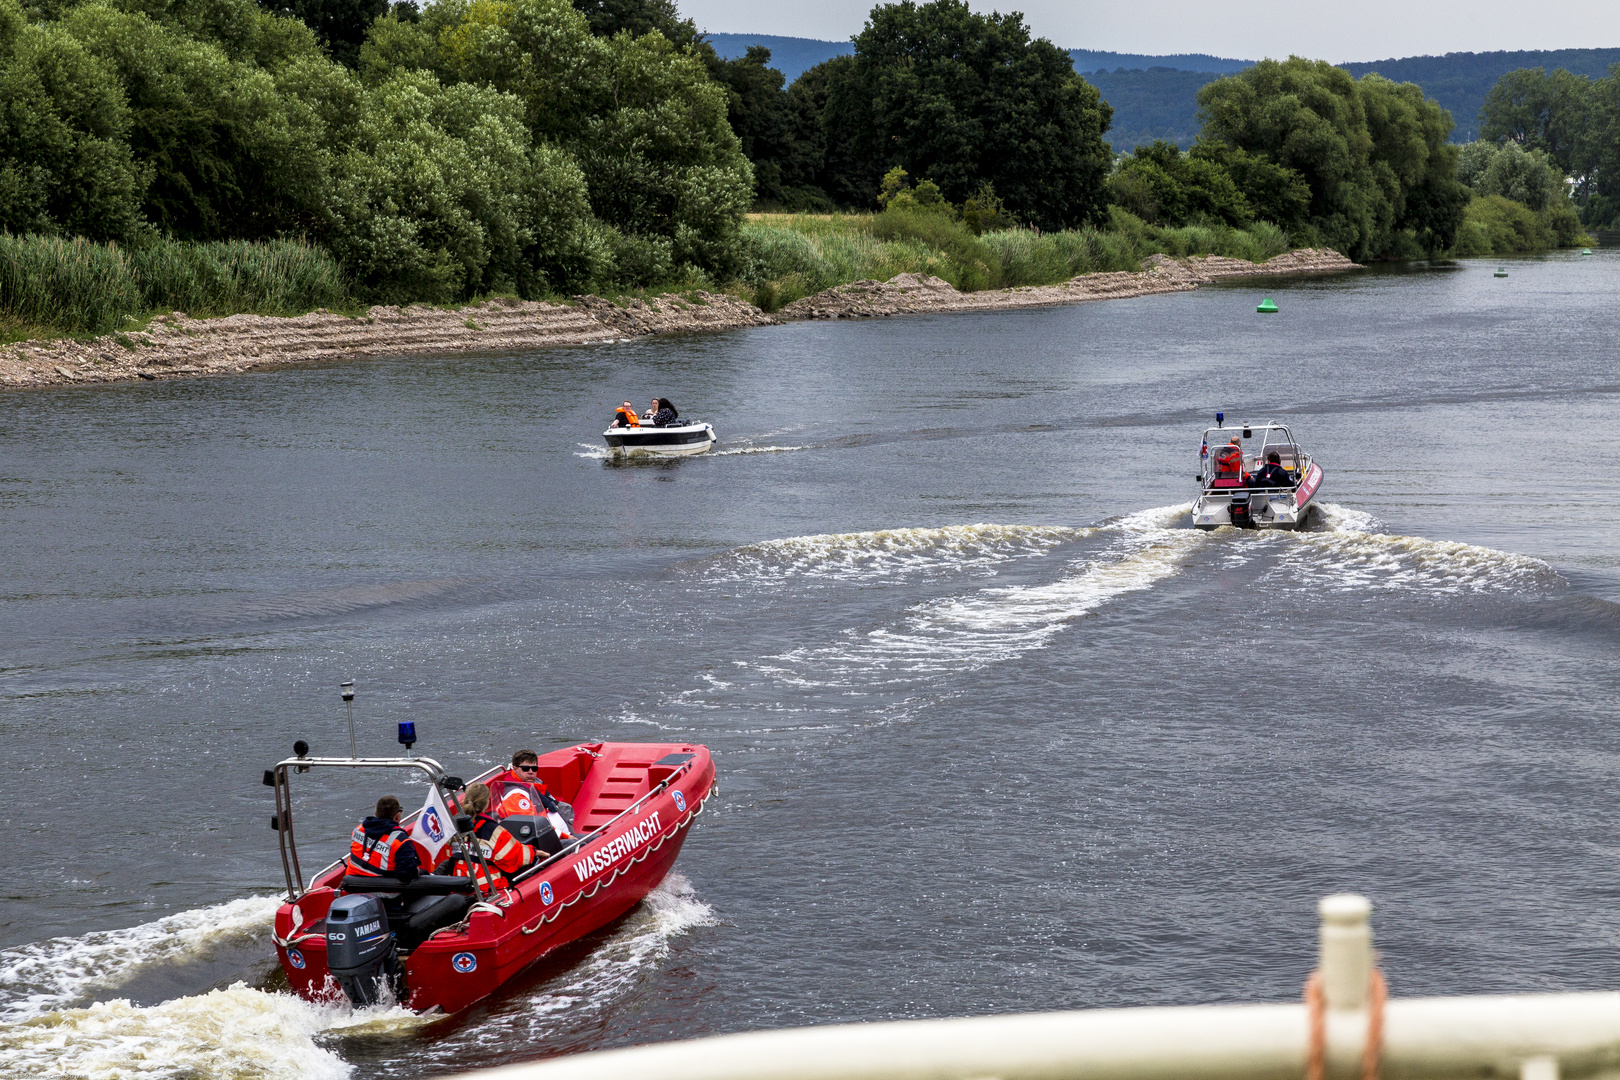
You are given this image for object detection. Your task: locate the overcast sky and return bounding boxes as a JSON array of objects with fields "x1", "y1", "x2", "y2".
[{"x1": 682, "y1": 0, "x2": 1620, "y2": 63}]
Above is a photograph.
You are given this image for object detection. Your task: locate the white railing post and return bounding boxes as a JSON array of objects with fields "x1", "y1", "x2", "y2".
[{"x1": 1318, "y1": 893, "x2": 1374, "y2": 1078}]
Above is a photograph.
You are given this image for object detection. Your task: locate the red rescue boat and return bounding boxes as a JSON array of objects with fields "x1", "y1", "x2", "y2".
[{"x1": 266, "y1": 740, "x2": 715, "y2": 1014}]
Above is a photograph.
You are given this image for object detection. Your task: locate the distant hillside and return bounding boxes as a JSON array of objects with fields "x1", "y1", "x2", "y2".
[
  {"x1": 705, "y1": 34, "x2": 1253, "y2": 84},
  {"x1": 1341, "y1": 49, "x2": 1620, "y2": 140},
  {"x1": 1069, "y1": 50, "x2": 1250, "y2": 74},
  {"x1": 705, "y1": 36, "x2": 1620, "y2": 149},
  {"x1": 705, "y1": 33, "x2": 851, "y2": 81},
  {"x1": 1083, "y1": 69, "x2": 1229, "y2": 150}
]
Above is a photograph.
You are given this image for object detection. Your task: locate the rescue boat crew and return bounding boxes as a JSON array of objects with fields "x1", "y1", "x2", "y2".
[
  {"x1": 347, "y1": 795, "x2": 422, "y2": 883},
  {"x1": 493, "y1": 749, "x2": 573, "y2": 830},
  {"x1": 1249, "y1": 450, "x2": 1292, "y2": 488},
  {"x1": 1214, "y1": 436, "x2": 1247, "y2": 484},
  {"x1": 440, "y1": 783, "x2": 533, "y2": 891}
]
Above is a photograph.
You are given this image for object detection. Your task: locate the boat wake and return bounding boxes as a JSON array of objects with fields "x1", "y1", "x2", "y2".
[
  {"x1": 0, "y1": 877, "x2": 712, "y2": 1080},
  {"x1": 697, "y1": 522, "x2": 1092, "y2": 585},
  {"x1": 711, "y1": 444, "x2": 808, "y2": 456},
  {"x1": 1280, "y1": 502, "x2": 1557, "y2": 595},
  {"x1": 742, "y1": 506, "x2": 1199, "y2": 684},
  {"x1": 0, "y1": 896, "x2": 282, "y2": 1022}
]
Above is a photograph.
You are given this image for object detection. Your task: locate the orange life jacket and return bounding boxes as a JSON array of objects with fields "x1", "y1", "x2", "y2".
[
  {"x1": 615, "y1": 406, "x2": 640, "y2": 427},
  {"x1": 1214, "y1": 444, "x2": 1244, "y2": 474},
  {"x1": 440, "y1": 814, "x2": 532, "y2": 891},
  {"x1": 348, "y1": 822, "x2": 410, "y2": 877}
]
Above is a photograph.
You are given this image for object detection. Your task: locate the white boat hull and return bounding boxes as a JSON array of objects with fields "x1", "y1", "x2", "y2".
[
  {"x1": 1192, "y1": 462, "x2": 1323, "y2": 530},
  {"x1": 603, "y1": 422, "x2": 716, "y2": 456}
]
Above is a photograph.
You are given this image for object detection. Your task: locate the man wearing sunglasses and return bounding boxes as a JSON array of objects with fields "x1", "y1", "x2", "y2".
[{"x1": 492, "y1": 749, "x2": 574, "y2": 835}]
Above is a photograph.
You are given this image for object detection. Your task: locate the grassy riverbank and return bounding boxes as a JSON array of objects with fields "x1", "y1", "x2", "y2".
[
  {"x1": 0, "y1": 203, "x2": 1589, "y2": 342},
  {"x1": 733, "y1": 209, "x2": 1292, "y2": 311}
]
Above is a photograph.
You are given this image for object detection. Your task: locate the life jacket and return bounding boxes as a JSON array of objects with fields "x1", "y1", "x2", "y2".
[
  {"x1": 440, "y1": 814, "x2": 532, "y2": 891},
  {"x1": 1214, "y1": 444, "x2": 1244, "y2": 475},
  {"x1": 614, "y1": 406, "x2": 639, "y2": 427},
  {"x1": 492, "y1": 772, "x2": 552, "y2": 818},
  {"x1": 348, "y1": 821, "x2": 411, "y2": 877}
]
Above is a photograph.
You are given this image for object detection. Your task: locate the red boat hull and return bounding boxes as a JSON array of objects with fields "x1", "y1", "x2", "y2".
[{"x1": 272, "y1": 741, "x2": 715, "y2": 1014}]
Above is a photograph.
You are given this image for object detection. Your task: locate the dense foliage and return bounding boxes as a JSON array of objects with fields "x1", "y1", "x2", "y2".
[
  {"x1": 811, "y1": 0, "x2": 1115, "y2": 229},
  {"x1": 1196, "y1": 58, "x2": 1471, "y2": 259},
  {"x1": 0, "y1": 0, "x2": 753, "y2": 303},
  {"x1": 1476, "y1": 65, "x2": 1620, "y2": 226}
]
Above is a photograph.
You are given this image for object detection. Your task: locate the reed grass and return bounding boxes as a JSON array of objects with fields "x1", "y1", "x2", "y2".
[
  {"x1": 736, "y1": 209, "x2": 1296, "y2": 312},
  {"x1": 0, "y1": 234, "x2": 350, "y2": 336}
]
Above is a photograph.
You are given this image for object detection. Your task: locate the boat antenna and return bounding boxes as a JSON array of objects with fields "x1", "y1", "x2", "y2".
[
  {"x1": 1216, "y1": 411, "x2": 1224, "y2": 428},
  {"x1": 342, "y1": 681, "x2": 356, "y2": 758}
]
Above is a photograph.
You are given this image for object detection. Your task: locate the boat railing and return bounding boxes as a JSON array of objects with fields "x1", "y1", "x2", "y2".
[
  {"x1": 517, "y1": 759, "x2": 694, "y2": 881},
  {"x1": 440, "y1": 892, "x2": 1620, "y2": 1080}
]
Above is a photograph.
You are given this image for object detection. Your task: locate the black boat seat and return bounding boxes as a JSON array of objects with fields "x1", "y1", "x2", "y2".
[
  {"x1": 341, "y1": 873, "x2": 475, "y2": 896},
  {"x1": 395, "y1": 892, "x2": 474, "y2": 951}
]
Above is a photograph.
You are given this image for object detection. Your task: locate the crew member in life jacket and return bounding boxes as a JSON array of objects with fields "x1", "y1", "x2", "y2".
[
  {"x1": 1248, "y1": 451, "x2": 1292, "y2": 488},
  {"x1": 439, "y1": 783, "x2": 533, "y2": 891},
  {"x1": 612, "y1": 401, "x2": 640, "y2": 428},
  {"x1": 492, "y1": 749, "x2": 574, "y2": 831},
  {"x1": 347, "y1": 796, "x2": 422, "y2": 882},
  {"x1": 1213, "y1": 436, "x2": 1247, "y2": 486}
]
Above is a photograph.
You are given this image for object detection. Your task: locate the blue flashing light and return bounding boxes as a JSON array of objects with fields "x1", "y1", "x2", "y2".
[
  {"x1": 1216, "y1": 411, "x2": 1224, "y2": 427},
  {"x1": 398, "y1": 721, "x2": 417, "y2": 751}
]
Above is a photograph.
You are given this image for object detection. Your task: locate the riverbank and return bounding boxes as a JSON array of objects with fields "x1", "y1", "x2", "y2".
[{"x1": 0, "y1": 249, "x2": 1358, "y2": 389}]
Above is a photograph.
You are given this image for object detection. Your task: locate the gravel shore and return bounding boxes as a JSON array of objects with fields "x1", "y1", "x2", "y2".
[{"x1": 0, "y1": 249, "x2": 1359, "y2": 390}]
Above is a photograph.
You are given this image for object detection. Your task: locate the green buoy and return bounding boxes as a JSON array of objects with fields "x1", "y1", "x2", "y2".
[
  {"x1": 1583, "y1": 247, "x2": 1593, "y2": 255},
  {"x1": 1494, "y1": 267, "x2": 1508, "y2": 278},
  {"x1": 1256, "y1": 297, "x2": 1278, "y2": 313}
]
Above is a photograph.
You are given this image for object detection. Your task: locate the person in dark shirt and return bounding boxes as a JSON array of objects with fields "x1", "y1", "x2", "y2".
[
  {"x1": 648, "y1": 397, "x2": 679, "y2": 427},
  {"x1": 1249, "y1": 451, "x2": 1292, "y2": 488}
]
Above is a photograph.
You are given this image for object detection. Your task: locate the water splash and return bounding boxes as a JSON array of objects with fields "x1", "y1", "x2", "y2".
[{"x1": 700, "y1": 523, "x2": 1092, "y2": 584}]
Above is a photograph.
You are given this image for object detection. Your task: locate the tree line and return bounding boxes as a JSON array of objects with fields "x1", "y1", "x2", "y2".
[{"x1": 0, "y1": 0, "x2": 1592, "y2": 316}]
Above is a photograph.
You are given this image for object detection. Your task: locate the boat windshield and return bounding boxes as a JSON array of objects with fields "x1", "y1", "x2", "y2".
[{"x1": 489, "y1": 779, "x2": 545, "y2": 818}]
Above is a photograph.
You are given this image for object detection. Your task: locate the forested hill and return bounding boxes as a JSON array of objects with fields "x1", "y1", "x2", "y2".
[
  {"x1": 708, "y1": 34, "x2": 1620, "y2": 150},
  {"x1": 705, "y1": 34, "x2": 1252, "y2": 83},
  {"x1": 706, "y1": 34, "x2": 850, "y2": 80},
  {"x1": 1341, "y1": 49, "x2": 1620, "y2": 140}
]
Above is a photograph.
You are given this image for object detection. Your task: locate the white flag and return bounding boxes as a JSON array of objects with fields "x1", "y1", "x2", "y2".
[{"x1": 407, "y1": 786, "x2": 455, "y2": 871}]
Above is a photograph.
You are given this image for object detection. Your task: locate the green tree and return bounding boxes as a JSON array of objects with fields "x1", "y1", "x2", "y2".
[
  {"x1": 817, "y1": 0, "x2": 1114, "y2": 230},
  {"x1": 706, "y1": 45, "x2": 825, "y2": 206},
  {"x1": 257, "y1": 0, "x2": 386, "y2": 67},
  {"x1": 0, "y1": 0, "x2": 148, "y2": 239},
  {"x1": 569, "y1": 0, "x2": 696, "y2": 48},
  {"x1": 61, "y1": 3, "x2": 332, "y2": 239},
  {"x1": 1456, "y1": 140, "x2": 1565, "y2": 210},
  {"x1": 326, "y1": 70, "x2": 603, "y2": 300},
  {"x1": 1477, "y1": 67, "x2": 1591, "y2": 176},
  {"x1": 1198, "y1": 58, "x2": 1467, "y2": 258},
  {"x1": 415, "y1": 0, "x2": 753, "y2": 277},
  {"x1": 1107, "y1": 140, "x2": 1253, "y2": 226}
]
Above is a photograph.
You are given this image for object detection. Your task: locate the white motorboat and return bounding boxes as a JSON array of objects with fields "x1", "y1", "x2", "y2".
[
  {"x1": 603, "y1": 420, "x2": 717, "y2": 456},
  {"x1": 1191, "y1": 417, "x2": 1323, "y2": 530}
]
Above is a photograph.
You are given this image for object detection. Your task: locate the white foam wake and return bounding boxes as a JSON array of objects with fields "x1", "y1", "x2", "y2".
[
  {"x1": 0, "y1": 896, "x2": 281, "y2": 1021},
  {"x1": 1281, "y1": 502, "x2": 1555, "y2": 595},
  {"x1": 0, "y1": 877, "x2": 714, "y2": 1080},
  {"x1": 704, "y1": 522, "x2": 1093, "y2": 584},
  {"x1": 0, "y1": 983, "x2": 424, "y2": 1080},
  {"x1": 712, "y1": 444, "x2": 808, "y2": 456},
  {"x1": 757, "y1": 507, "x2": 1198, "y2": 681}
]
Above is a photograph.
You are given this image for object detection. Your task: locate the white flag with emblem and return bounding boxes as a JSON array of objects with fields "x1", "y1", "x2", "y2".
[{"x1": 407, "y1": 785, "x2": 455, "y2": 871}]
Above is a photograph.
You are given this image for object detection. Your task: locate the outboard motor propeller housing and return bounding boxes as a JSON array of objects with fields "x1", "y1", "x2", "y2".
[
  {"x1": 326, "y1": 893, "x2": 400, "y2": 1006},
  {"x1": 1229, "y1": 492, "x2": 1254, "y2": 528}
]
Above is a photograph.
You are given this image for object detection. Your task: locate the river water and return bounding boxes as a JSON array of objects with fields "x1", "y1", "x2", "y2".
[{"x1": 2, "y1": 254, "x2": 1618, "y2": 1078}]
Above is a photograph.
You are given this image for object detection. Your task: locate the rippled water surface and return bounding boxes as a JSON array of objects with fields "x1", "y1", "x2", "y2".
[{"x1": 2, "y1": 255, "x2": 1619, "y2": 1078}]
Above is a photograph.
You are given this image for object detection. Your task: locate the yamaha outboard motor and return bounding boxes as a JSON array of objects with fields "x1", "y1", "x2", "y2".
[
  {"x1": 1229, "y1": 492, "x2": 1253, "y2": 528},
  {"x1": 326, "y1": 894, "x2": 400, "y2": 1006}
]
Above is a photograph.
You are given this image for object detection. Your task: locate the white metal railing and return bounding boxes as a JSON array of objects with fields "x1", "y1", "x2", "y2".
[{"x1": 445, "y1": 894, "x2": 1620, "y2": 1080}]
